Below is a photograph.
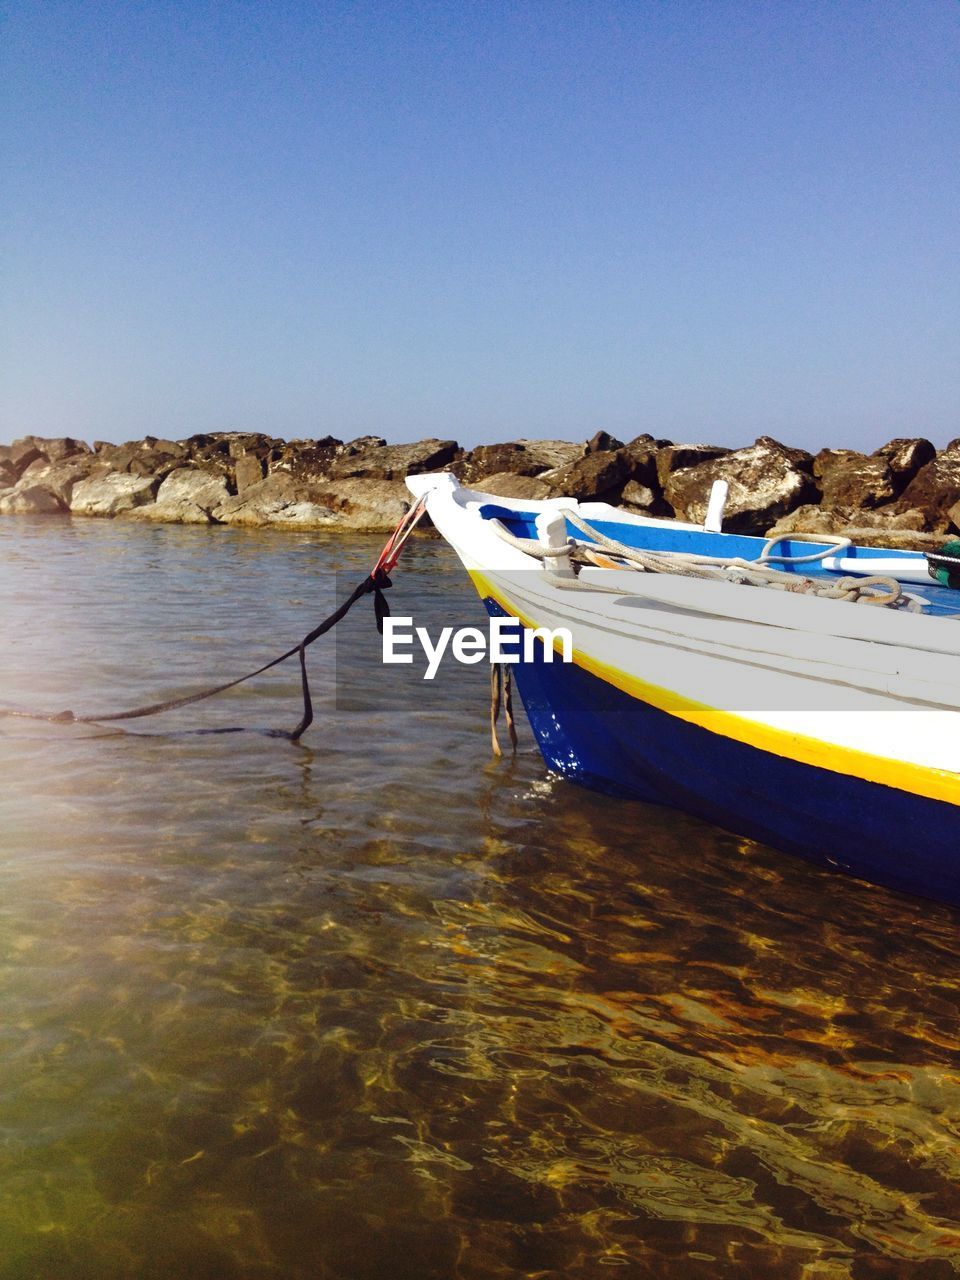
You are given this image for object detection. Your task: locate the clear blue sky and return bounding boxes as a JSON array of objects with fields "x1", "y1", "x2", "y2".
[{"x1": 1, "y1": 0, "x2": 957, "y2": 451}]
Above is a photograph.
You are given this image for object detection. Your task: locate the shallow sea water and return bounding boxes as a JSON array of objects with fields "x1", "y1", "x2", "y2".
[{"x1": 1, "y1": 515, "x2": 959, "y2": 1280}]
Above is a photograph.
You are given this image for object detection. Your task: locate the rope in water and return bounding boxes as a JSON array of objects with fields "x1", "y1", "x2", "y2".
[
  {"x1": 0, "y1": 497, "x2": 429, "y2": 740},
  {"x1": 489, "y1": 662, "x2": 518, "y2": 757},
  {"x1": 491, "y1": 512, "x2": 921, "y2": 611}
]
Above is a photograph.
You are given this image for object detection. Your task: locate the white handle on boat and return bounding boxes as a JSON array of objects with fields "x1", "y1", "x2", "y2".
[{"x1": 704, "y1": 480, "x2": 728, "y2": 533}]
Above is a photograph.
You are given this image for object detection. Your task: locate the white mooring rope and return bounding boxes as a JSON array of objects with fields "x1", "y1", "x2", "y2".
[{"x1": 490, "y1": 513, "x2": 922, "y2": 612}]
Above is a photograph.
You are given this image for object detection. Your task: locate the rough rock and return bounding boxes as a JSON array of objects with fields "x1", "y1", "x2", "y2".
[
  {"x1": 0, "y1": 483, "x2": 67, "y2": 515},
  {"x1": 7, "y1": 435, "x2": 91, "y2": 465},
  {"x1": 38, "y1": 436, "x2": 92, "y2": 463},
  {"x1": 655, "y1": 442, "x2": 730, "y2": 490},
  {"x1": 665, "y1": 437, "x2": 817, "y2": 533},
  {"x1": 182, "y1": 439, "x2": 236, "y2": 480},
  {"x1": 766, "y1": 503, "x2": 927, "y2": 535},
  {"x1": 222, "y1": 432, "x2": 283, "y2": 460},
  {"x1": 458, "y1": 443, "x2": 549, "y2": 483},
  {"x1": 219, "y1": 474, "x2": 407, "y2": 532},
  {"x1": 540, "y1": 450, "x2": 632, "y2": 502},
  {"x1": 235, "y1": 453, "x2": 266, "y2": 492},
  {"x1": 458, "y1": 440, "x2": 581, "y2": 484},
  {"x1": 93, "y1": 440, "x2": 184, "y2": 479},
  {"x1": 764, "y1": 505, "x2": 943, "y2": 553},
  {"x1": 9, "y1": 440, "x2": 44, "y2": 476},
  {"x1": 517, "y1": 439, "x2": 584, "y2": 471},
  {"x1": 185, "y1": 433, "x2": 230, "y2": 456},
  {"x1": 305, "y1": 477, "x2": 413, "y2": 531},
  {"x1": 212, "y1": 472, "x2": 336, "y2": 528},
  {"x1": 150, "y1": 438, "x2": 190, "y2": 459},
  {"x1": 896, "y1": 447, "x2": 960, "y2": 532},
  {"x1": 274, "y1": 439, "x2": 342, "y2": 481},
  {"x1": 586, "y1": 430, "x2": 624, "y2": 454},
  {"x1": 873, "y1": 437, "x2": 936, "y2": 484},
  {"x1": 339, "y1": 435, "x2": 387, "y2": 455},
  {"x1": 70, "y1": 473, "x2": 159, "y2": 516},
  {"x1": 214, "y1": 472, "x2": 310, "y2": 526},
  {"x1": 6, "y1": 428, "x2": 960, "y2": 545},
  {"x1": 813, "y1": 450, "x2": 897, "y2": 509},
  {"x1": 93, "y1": 441, "x2": 142, "y2": 468},
  {"x1": 328, "y1": 438, "x2": 460, "y2": 481},
  {"x1": 620, "y1": 480, "x2": 658, "y2": 511},
  {"x1": 621, "y1": 435, "x2": 662, "y2": 489},
  {"x1": 470, "y1": 472, "x2": 554, "y2": 501},
  {"x1": 130, "y1": 467, "x2": 232, "y2": 524},
  {"x1": 14, "y1": 456, "x2": 99, "y2": 504}
]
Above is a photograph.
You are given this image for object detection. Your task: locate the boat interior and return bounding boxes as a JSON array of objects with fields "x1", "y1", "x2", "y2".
[{"x1": 476, "y1": 501, "x2": 960, "y2": 618}]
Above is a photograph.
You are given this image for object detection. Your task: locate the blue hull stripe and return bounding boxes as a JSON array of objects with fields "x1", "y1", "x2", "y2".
[{"x1": 484, "y1": 600, "x2": 960, "y2": 908}]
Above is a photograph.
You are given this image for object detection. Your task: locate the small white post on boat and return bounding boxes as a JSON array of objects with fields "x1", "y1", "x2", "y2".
[
  {"x1": 704, "y1": 480, "x2": 728, "y2": 533},
  {"x1": 535, "y1": 511, "x2": 575, "y2": 577}
]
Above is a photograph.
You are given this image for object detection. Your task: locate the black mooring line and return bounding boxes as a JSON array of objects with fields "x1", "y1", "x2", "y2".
[{"x1": 0, "y1": 570, "x2": 392, "y2": 740}]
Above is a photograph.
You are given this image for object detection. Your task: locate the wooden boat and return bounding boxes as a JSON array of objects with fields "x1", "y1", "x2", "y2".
[{"x1": 407, "y1": 471, "x2": 960, "y2": 908}]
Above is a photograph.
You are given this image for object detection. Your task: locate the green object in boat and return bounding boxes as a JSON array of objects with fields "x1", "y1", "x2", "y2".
[{"x1": 927, "y1": 538, "x2": 960, "y2": 588}]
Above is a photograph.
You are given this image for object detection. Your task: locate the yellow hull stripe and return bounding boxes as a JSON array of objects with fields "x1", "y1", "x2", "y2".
[{"x1": 469, "y1": 569, "x2": 960, "y2": 808}]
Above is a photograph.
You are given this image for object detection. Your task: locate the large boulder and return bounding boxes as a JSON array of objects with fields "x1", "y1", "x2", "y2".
[
  {"x1": 182, "y1": 438, "x2": 237, "y2": 481},
  {"x1": 664, "y1": 436, "x2": 817, "y2": 533},
  {"x1": 273, "y1": 438, "x2": 344, "y2": 482},
  {"x1": 213, "y1": 472, "x2": 336, "y2": 528},
  {"x1": 619, "y1": 480, "x2": 659, "y2": 512},
  {"x1": 458, "y1": 437, "x2": 586, "y2": 481},
  {"x1": 895, "y1": 447, "x2": 960, "y2": 532},
  {"x1": 305, "y1": 477, "x2": 413, "y2": 531},
  {"x1": 93, "y1": 441, "x2": 143, "y2": 469},
  {"x1": 235, "y1": 452, "x2": 266, "y2": 492},
  {"x1": 338, "y1": 434, "x2": 387, "y2": 454},
  {"x1": 130, "y1": 467, "x2": 232, "y2": 524},
  {"x1": 540, "y1": 449, "x2": 632, "y2": 501},
  {"x1": 457, "y1": 440, "x2": 581, "y2": 485},
  {"x1": 764, "y1": 504, "x2": 943, "y2": 553},
  {"x1": 656, "y1": 442, "x2": 729, "y2": 490},
  {"x1": 70, "y1": 473, "x2": 159, "y2": 516},
  {"x1": 7, "y1": 435, "x2": 91, "y2": 465},
  {"x1": 766, "y1": 503, "x2": 927, "y2": 535},
  {"x1": 150, "y1": 438, "x2": 190, "y2": 460},
  {"x1": 813, "y1": 449, "x2": 897, "y2": 509},
  {"x1": 219, "y1": 432, "x2": 282, "y2": 459},
  {"x1": 219, "y1": 473, "x2": 409, "y2": 532},
  {"x1": 328, "y1": 438, "x2": 461, "y2": 481},
  {"x1": 458, "y1": 443, "x2": 546, "y2": 484},
  {"x1": 14, "y1": 456, "x2": 99, "y2": 504},
  {"x1": 36, "y1": 436, "x2": 92, "y2": 463},
  {"x1": 873, "y1": 437, "x2": 936, "y2": 486},
  {"x1": 621, "y1": 434, "x2": 664, "y2": 489},
  {"x1": 516, "y1": 439, "x2": 584, "y2": 471},
  {"x1": 8, "y1": 439, "x2": 44, "y2": 476},
  {"x1": 184, "y1": 432, "x2": 230, "y2": 456},
  {"x1": 585, "y1": 430, "x2": 624, "y2": 454},
  {"x1": 93, "y1": 439, "x2": 184, "y2": 479},
  {"x1": 469, "y1": 472, "x2": 553, "y2": 501},
  {"x1": 0, "y1": 483, "x2": 67, "y2": 515}
]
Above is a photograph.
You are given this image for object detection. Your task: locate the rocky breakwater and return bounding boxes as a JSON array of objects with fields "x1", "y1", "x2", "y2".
[
  {"x1": 0, "y1": 433, "x2": 463, "y2": 532},
  {"x1": 0, "y1": 429, "x2": 954, "y2": 548}
]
